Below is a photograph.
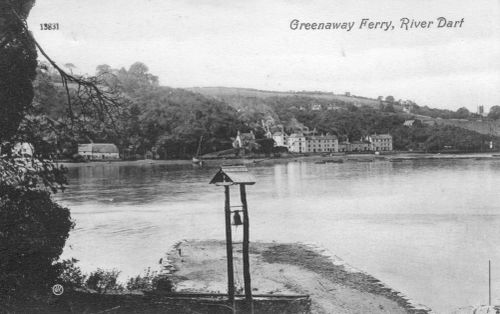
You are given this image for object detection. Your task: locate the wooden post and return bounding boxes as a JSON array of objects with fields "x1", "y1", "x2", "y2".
[
  {"x1": 224, "y1": 185, "x2": 236, "y2": 310},
  {"x1": 489, "y1": 260, "x2": 491, "y2": 306},
  {"x1": 240, "y1": 184, "x2": 254, "y2": 314}
]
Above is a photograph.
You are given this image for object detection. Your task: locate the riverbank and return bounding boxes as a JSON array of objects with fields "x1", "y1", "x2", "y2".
[
  {"x1": 162, "y1": 240, "x2": 432, "y2": 314},
  {"x1": 58, "y1": 151, "x2": 500, "y2": 168}
]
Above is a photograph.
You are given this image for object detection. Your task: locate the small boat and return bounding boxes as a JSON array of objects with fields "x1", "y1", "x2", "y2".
[
  {"x1": 389, "y1": 158, "x2": 404, "y2": 162},
  {"x1": 252, "y1": 159, "x2": 267, "y2": 164},
  {"x1": 348, "y1": 158, "x2": 373, "y2": 162},
  {"x1": 314, "y1": 161, "x2": 326, "y2": 164},
  {"x1": 192, "y1": 157, "x2": 203, "y2": 166},
  {"x1": 325, "y1": 159, "x2": 344, "y2": 164}
]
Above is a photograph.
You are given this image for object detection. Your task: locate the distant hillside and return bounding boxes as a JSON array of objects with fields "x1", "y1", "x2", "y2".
[
  {"x1": 189, "y1": 87, "x2": 500, "y2": 138},
  {"x1": 409, "y1": 114, "x2": 500, "y2": 137},
  {"x1": 187, "y1": 87, "x2": 383, "y2": 108},
  {"x1": 434, "y1": 118, "x2": 500, "y2": 137}
]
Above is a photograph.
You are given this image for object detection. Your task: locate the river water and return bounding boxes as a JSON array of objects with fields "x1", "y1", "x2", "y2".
[{"x1": 57, "y1": 157, "x2": 500, "y2": 313}]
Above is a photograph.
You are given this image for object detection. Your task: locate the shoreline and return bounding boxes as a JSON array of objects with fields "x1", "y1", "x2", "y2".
[
  {"x1": 161, "y1": 239, "x2": 432, "y2": 314},
  {"x1": 57, "y1": 151, "x2": 500, "y2": 168}
]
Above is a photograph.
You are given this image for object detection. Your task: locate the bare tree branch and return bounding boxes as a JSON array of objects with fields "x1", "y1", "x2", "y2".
[{"x1": 10, "y1": 8, "x2": 127, "y2": 135}]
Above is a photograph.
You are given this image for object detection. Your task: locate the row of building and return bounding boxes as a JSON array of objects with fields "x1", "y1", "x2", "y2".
[
  {"x1": 272, "y1": 132, "x2": 393, "y2": 153},
  {"x1": 12, "y1": 132, "x2": 391, "y2": 161}
]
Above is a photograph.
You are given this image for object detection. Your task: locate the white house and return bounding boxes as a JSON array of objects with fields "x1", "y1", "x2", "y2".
[
  {"x1": 368, "y1": 134, "x2": 393, "y2": 151},
  {"x1": 287, "y1": 133, "x2": 307, "y2": 153},
  {"x1": 272, "y1": 131, "x2": 287, "y2": 147},
  {"x1": 78, "y1": 143, "x2": 120, "y2": 160},
  {"x1": 304, "y1": 134, "x2": 338, "y2": 153},
  {"x1": 403, "y1": 120, "x2": 415, "y2": 127},
  {"x1": 285, "y1": 133, "x2": 338, "y2": 153},
  {"x1": 311, "y1": 104, "x2": 322, "y2": 111},
  {"x1": 232, "y1": 131, "x2": 256, "y2": 149}
]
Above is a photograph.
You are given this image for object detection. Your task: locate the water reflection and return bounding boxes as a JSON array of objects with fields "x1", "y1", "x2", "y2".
[{"x1": 61, "y1": 163, "x2": 220, "y2": 205}]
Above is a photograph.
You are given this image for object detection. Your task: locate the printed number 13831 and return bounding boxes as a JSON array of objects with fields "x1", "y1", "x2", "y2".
[{"x1": 40, "y1": 23, "x2": 59, "y2": 30}]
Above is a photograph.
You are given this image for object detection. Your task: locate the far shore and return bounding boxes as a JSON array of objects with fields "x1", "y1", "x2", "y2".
[{"x1": 57, "y1": 151, "x2": 500, "y2": 167}]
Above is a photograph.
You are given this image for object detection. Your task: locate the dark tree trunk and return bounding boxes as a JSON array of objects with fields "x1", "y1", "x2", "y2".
[{"x1": 0, "y1": 0, "x2": 37, "y2": 142}]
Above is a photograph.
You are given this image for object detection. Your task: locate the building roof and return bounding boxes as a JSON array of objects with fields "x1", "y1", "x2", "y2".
[
  {"x1": 307, "y1": 135, "x2": 338, "y2": 140},
  {"x1": 209, "y1": 166, "x2": 256, "y2": 185},
  {"x1": 370, "y1": 134, "x2": 392, "y2": 139},
  {"x1": 238, "y1": 132, "x2": 255, "y2": 141},
  {"x1": 79, "y1": 143, "x2": 119, "y2": 154},
  {"x1": 351, "y1": 141, "x2": 370, "y2": 144},
  {"x1": 288, "y1": 133, "x2": 305, "y2": 138}
]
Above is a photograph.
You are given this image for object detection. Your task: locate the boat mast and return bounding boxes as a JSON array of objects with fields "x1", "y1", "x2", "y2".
[{"x1": 196, "y1": 135, "x2": 203, "y2": 157}]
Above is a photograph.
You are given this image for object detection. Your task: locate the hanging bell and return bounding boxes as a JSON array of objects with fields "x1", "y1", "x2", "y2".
[{"x1": 232, "y1": 211, "x2": 243, "y2": 226}]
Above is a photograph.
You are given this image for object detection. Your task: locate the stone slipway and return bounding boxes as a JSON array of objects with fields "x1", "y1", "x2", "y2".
[{"x1": 160, "y1": 239, "x2": 433, "y2": 314}]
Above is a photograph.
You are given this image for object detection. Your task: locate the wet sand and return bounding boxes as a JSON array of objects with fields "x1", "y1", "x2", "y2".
[{"x1": 163, "y1": 240, "x2": 432, "y2": 314}]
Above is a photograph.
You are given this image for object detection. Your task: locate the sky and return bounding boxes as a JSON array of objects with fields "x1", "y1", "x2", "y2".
[{"x1": 28, "y1": 0, "x2": 500, "y2": 111}]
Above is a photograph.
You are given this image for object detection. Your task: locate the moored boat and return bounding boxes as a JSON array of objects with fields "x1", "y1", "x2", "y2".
[{"x1": 325, "y1": 159, "x2": 344, "y2": 163}]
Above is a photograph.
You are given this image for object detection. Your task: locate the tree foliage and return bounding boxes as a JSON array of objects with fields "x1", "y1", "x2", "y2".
[
  {"x1": 85, "y1": 269, "x2": 123, "y2": 294},
  {"x1": 57, "y1": 258, "x2": 87, "y2": 289},
  {"x1": 0, "y1": 1, "x2": 123, "y2": 305},
  {"x1": 107, "y1": 64, "x2": 242, "y2": 158},
  {"x1": 33, "y1": 63, "x2": 244, "y2": 158},
  {"x1": 385, "y1": 95, "x2": 395, "y2": 103},
  {"x1": 0, "y1": 185, "x2": 73, "y2": 300},
  {"x1": 455, "y1": 107, "x2": 471, "y2": 119},
  {"x1": 488, "y1": 106, "x2": 500, "y2": 120},
  {"x1": 392, "y1": 124, "x2": 496, "y2": 152},
  {"x1": 411, "y1": 104, "x2": 475, "y2": 120}
]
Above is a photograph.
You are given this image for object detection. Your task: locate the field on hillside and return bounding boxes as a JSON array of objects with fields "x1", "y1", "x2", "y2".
[{"x1": 188, "y1": 86, "x2": 382, "y2": 107}]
